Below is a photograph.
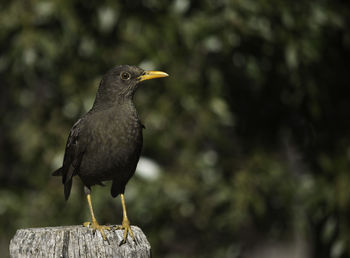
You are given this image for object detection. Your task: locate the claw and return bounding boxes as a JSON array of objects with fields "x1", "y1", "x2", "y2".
[
  {"x1": 115, "y1": 218, "x2": 135, "y2": 244},
  {"x1": 83, "y1": 220, "x2": 111, "y2": 240}
]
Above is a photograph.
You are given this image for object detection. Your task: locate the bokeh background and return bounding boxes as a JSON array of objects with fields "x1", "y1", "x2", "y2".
[{"x1": 1, "y1": 0, "x2": 350, "y2": 257}]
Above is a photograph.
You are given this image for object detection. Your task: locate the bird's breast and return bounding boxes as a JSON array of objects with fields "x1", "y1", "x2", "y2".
[
  {"x1": 98, "y1": 111, "x2": 143, "y2": 155},
  {"x1": 79, "y1": 106, "x2": 143, "y2": 182}
]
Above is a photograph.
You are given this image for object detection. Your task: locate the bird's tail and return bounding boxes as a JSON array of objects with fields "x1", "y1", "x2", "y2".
[
  {"x1": 63, "y1": 166, "x2": 74, "y2": 200},
  {"x1": 52, "y1": 166, "x2": 74, "y2": 200},
  {"x1": 64, "y1": 178, "x2": 73, "y2": 200},
  {"x1": 52, "y1": 167, "x2": 63, "y2": 176}
]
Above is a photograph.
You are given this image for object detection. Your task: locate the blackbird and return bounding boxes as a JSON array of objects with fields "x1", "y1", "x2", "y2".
[{"x1": 53, "y1": 65, "x2": 168, "y2": 243}]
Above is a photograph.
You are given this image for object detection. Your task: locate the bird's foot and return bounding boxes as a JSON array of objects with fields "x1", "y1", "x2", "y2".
[
  {"x1": 115, "y1": 218, "x2": 135, "y2": 244},
  {"x1": 83, "y1": 220, "x2": 111, "y2": 240}
]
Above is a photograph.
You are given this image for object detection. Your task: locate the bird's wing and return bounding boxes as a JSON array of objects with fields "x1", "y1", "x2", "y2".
[{"x1": 54, "y1": 118, "x2": 86, "y2": 199}]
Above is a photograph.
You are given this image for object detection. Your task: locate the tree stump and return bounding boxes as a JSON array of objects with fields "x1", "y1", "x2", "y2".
[{"x1": 9, "y1": 225, "x2": 151, "y2": 258}]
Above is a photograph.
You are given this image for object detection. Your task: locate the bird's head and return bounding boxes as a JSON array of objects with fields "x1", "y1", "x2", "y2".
[{"x1": 93, "y1": 65, "x2": 168, "y2": 107}]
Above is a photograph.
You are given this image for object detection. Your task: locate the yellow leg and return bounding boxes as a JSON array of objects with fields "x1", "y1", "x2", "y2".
[
  {"x1": 83, "y1": 193, "x2": 110, "y2": 240},
  {"x1": 115, "y1": 194, "x2": 134, "y2": 243}
]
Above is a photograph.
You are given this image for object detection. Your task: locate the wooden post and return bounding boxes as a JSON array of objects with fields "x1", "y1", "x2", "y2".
[{"x1": 9, "y1": 225, "x2": 151, "y2": 258}]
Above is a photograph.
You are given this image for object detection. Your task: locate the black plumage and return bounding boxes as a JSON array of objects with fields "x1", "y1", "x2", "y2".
[{"x1": 53, "y1": 65, "x2": 168, "y2": 242}]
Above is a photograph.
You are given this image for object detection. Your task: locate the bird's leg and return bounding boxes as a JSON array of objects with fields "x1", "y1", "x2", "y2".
[
  {"x1": 115, "y1": 194, "x2": 135, "y2": 244},
  {"x1": 83, "y1": 186, "x2": 110, "y2": 240}
]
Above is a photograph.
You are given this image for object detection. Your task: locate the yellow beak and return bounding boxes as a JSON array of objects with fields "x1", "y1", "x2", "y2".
[{"x1": 138, "y1": 71, "x2": 169, "y2": 82}]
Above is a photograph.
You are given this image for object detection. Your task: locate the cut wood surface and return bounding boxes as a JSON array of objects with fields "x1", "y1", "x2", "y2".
[{"x1": 9, "y1": 225, "x2": 151, "y2": 258}]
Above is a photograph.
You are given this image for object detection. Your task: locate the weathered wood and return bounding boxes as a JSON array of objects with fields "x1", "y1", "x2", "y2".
[{"x1": 9, "y1": 225, "x2": 151, "y2": 258}]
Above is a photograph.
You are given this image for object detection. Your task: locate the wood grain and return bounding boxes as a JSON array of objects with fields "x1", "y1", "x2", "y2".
[{"x1": 10, "y1": 225, "x2": 151, "y2": 258}]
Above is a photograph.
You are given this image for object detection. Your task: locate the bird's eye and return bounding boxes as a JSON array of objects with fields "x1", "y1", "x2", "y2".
[{"x1": 120, "y1": 72, "x2": 131, "y2": 80}]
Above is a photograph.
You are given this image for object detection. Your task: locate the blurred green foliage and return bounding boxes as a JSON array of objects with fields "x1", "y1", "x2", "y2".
[{"x1": 1, "y1": 0, "x2": 350, "y2": 257}]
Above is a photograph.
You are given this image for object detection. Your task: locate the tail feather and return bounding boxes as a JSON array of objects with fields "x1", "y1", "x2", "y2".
[
  {"x1": 52, "y1": 167, "x2": 63, "y2": 176},
  {"x1": 111, "y1": 180, "x2": 125, "y2": 198},
  {"x1": 53, "y1": 166, "x2": 74, "y2": 200},
  {"x1": 64, "y1": 178, "x2": 73, "y2": 200},
  {"x1": 63, "y1": 165, "x2": 75, "y2": 200}
]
